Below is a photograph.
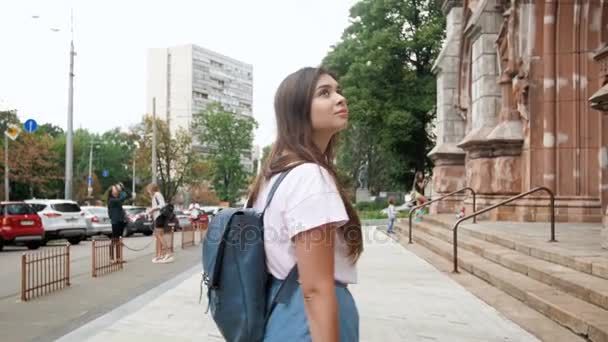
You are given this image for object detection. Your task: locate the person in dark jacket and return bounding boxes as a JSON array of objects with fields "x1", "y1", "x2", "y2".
[{"x1": 107, "y1": 183, "x2": 127, "y2": 263}]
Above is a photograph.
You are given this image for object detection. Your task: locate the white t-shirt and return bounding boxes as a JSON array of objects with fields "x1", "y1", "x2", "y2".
[
  {"x1": 252, "y1": 163, "x2": 357, "y2": 284},
  {"x1": 151, "y1": 191, "x2": 165, "y2": 221}
]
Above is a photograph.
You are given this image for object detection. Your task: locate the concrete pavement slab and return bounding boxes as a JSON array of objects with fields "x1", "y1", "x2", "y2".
[{"x1": 56, "y1": 226, "x2": 538, "y2": 341}]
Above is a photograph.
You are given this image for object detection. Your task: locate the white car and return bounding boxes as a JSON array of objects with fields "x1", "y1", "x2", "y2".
[
  {"x1": 25, "y1": 199, "x2": 88, "y2": 245},
  {"x1": 200, "y1": 206, "x2": 224, "y2": 217},
  {"x1": 81, "y1": 206, "x2": 112, "y2": 237}
]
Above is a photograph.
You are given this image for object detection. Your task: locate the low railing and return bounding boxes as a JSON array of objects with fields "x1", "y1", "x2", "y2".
[
  {"x1": 181, "y1": 225, "x2": 196, "y2": 249},
  {"x1": 452, "y1": 186, "x2": 556, "y2": 273},
  {"x1": 21, "y1": 244, "x2": 70, "y2": 301},
  {"x1": 408, "y1": 187, "x2": 476, "y2": 243},
  {"x1": 92, "y1": 237, "x2": 124, "y2": 277}
]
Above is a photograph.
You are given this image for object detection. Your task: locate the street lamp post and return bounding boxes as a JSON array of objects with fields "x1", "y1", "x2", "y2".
[
  {"x1": 64, "y1": 13, "x2": 75, "y2": 200},
  {"x1": 86, "y1": 143, "x2": 99, "y2": 198},
  {"x1": 132, "y1": 141, "x2": 139, "y2": 200},
  {"x1": 151, "y1": 97, "x2": 157, "y2": 184},
  {"x1": 4, "y1": 134, "x2": 8, "y2": 201}
]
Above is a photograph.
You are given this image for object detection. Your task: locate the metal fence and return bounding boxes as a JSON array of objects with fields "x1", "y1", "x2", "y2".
[
  {"x1": 92, "y1": 237, "x2": 124, "y2": 277},
  {"x1": 181, "y1": 225, "x2": 196, "y2": 249},
  {"x1": 21, "y1": 244, "x2": 70, "y2": 301}
]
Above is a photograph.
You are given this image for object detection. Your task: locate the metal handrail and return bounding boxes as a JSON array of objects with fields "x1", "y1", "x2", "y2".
[
  {"x1": 452, "y1": 186, "x2": 556, "y2": 273},
  {"x1": 408, "y1": 187, "x2": 476, "y2": 243}
]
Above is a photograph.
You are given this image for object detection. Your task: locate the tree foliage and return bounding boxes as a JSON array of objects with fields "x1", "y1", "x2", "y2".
[
  {"x1": 322, "y1": 0, "x2": 444, "y2": 194},
  {"x1": 193, "y1": 103, "x2": 257, "y2": 205},
  {"x1": 131, "y1": 115, "x2": 198, "y2": 202}
]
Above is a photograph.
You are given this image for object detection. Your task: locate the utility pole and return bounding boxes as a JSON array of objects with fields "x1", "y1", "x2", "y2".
[
  {"x1": 4, "y1": 134, "x2": 8, "y2": 201},
  {"x1": 87, "y1": 143, "x2": 93, "y2": 197},
  {"x1": 151, "y1": 97, "x2": 157, "y2": 184},
  {"x1": 132, "y1": 148, "x2": 136, "y2": 200},
  {"x1": 64, "y1": 11, "x2": 75, "y2": 200}
]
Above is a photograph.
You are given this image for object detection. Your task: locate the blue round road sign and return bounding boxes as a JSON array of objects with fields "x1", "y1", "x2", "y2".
[
  {"x1": 24, "y1": 119, "x2": 38, "y2": 133},
  {"x1": 102, "y1": 170, "x2": 109, "y2": 178}
]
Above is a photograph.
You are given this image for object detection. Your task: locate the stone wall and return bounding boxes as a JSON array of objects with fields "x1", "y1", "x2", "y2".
[{"x1": 432, "y1": 0, "x2": 607, "y2": 234}]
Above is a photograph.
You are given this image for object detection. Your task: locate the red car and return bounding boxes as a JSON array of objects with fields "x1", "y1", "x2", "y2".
[{"x1": 0, "y1": 202, "x2": 45, "y2": 251}]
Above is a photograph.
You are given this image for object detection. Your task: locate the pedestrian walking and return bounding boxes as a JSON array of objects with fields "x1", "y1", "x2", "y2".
[
  {"x1": 107, "y1": 183, "x2": 127, "y2": 263},
  {"x1": 387, "y1": 196, "x2": 396, "y2": 234},
  {"x1": 247, "y1": 67, "x2": 363, "y2": 341},
  {"x1": 147, "y1": 183, "x2": 174, "y2": 263}
]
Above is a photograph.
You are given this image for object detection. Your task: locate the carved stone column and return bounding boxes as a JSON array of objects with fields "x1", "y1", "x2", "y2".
[
  {"x1": 428, "y1": 0, "x2": 466, "y2": 214},
  {"x1": 590, "y1": 46, "x2": 608, "y2": 249}
]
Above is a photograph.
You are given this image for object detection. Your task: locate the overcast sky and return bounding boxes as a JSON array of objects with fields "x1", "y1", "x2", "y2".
[{"x1": 0, "y1": 0, "x2": 358, "y2": 149}]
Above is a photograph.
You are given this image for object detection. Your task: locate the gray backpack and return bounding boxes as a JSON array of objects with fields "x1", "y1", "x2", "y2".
[{"x1": 202, "y1": 171, "x2": 298, "y2": 342}]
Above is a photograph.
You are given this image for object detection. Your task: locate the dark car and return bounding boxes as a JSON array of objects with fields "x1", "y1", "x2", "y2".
[
  {"x1": 123, "y1": 206, "x2": 153, "y2": 237},
  {"x1": 0, "y1": 202, "x2": 45, "y2": 251}
]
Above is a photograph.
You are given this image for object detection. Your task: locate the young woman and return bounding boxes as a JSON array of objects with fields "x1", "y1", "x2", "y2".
[
  {"x1": 247, "y1": 67, "x2": 364, "y2": 341},
  {"x1": 147, "y1": 183, "x2": 173, "y2": 263},
  {"x1": 413, "y1": 171, "x2": 429, "y2": 221},
  {"x1": 414, "y1": 171, "x2": 428, "y2": 206},
  {"x1": 107, "y1": 184, "x2": 127, "y2": 263}
]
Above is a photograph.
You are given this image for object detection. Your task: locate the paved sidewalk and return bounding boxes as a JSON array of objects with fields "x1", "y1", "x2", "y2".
[{"x1": 56, "y1": 226, "x2": 538, "y2": 341}]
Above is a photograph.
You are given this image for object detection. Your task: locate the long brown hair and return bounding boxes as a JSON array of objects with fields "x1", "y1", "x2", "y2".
[{"x1": 248, "y1": 67, "x2": 363, "y2": 262}]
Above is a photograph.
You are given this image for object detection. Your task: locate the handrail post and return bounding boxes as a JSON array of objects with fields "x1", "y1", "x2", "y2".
[
  {"x1": 452, "y1": 186, "x2": 556, "y2": 273},
  {"x1": 408, "y1": 214, "x2": 413, "y2": 244},
  {"x1": 453, "y1": 223, "x2": 459, "y2": 273},
  {"x1": 549, "y1": 190, "x2": 556, "y2": 242},
  {"x1": 472, "y1": 191, "x2": 477, "y2": 224}
]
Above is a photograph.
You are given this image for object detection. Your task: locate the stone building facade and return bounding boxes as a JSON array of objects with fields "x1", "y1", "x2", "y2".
[{"x1": 430, "y1": 0, "x2": 608, "y2": 247}]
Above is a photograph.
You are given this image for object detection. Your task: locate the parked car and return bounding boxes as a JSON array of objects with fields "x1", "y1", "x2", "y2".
[
  {"x1": 174, "y1": 210, "x2": 191, "y2": 230},
  {"x1": 81, "y1": 206, "x2": 112, "y2": 237},
  {"x1": 123, "y1": 206, "x2": 153, "y2": 237},
  {"x1": 25, "y1": 199, "x2": 87, "y2": 245},
  {"x1": 200, "y1": 206, "x2": 224, "y2": 217},
  {"x1": 0, "y1": 201, "x2": 45, "y2": 251}
]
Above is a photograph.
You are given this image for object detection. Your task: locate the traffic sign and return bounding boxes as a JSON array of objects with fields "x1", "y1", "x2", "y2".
[
  {"x1": 102, "y1": 170, "x2": 109, "y2": 177},
  {"x1": 24, "y1": 119, "x2": 38, "y2": 133},
  {"x1": 87, "y1": 177, "x2": 93, "y2": 185},
  {"x1": 4, "y1": 124, "x2": 21, "y2": 140}
]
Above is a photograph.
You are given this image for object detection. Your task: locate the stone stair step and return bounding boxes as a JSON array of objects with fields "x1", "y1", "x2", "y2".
[
  {"x1": 397, "y1": 221, "x2": 608, "y2": 311},
  {"x1": 399, "y1": 236, "x2": 587, "y2": 342},
  {"x1": 416, "y1": 215, "x2": 608, "y2": 281},
  {"x1": 397, "y1": 227, "x2": 608, "y2": 342}
]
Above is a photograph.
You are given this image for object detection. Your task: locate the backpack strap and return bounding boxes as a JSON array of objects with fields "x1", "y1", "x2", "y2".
[
  {"x1": 261, "y1": 170, "x2": 292, "y2": 214},
  {"x1": 266, "y1": 266, "x2": 298, "y2": 322},
  {"x1": 258, "y1": 169, "x2": 300, "y2": 322}
]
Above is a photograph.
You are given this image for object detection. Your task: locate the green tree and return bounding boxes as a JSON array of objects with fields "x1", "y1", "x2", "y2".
[
  {"x1": 260, "y1": 144, "x2": 272, "y2": 170},
  {"x1": 6, "y1": 133, "x2": 63, "y2": 199},
  {"x1": 131, "y1": 115, "x2": 198, "y2": 202},
  {"x1": 193, "y1": 103, "x2": 257, "y2": 204},
  {"x1": 0, "y1": 110, "x2": 20, "y2": 134},
  {"x1": 323, "y1": 0, "x2": 444, "y2": 193},
  {"x1": 37, "y1": 123, "x2": 64, "y2": 138}
]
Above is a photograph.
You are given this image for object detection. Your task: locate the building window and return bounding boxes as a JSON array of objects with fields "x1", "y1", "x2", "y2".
[
  {"x1": 210, "y1": 59, "x2": 223, "y2": 68},
  {"x1": 194, "y1": 91, "x2": 208, "y2": 99}
]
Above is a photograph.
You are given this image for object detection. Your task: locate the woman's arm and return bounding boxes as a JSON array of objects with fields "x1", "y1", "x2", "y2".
[{"x1": 293, "y1": 224, "x2": 339, "y2": 342}]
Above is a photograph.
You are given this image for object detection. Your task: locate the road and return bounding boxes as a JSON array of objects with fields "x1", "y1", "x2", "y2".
[{"x1": 0, "y1": 232, "x2": 191, "y2": 300}]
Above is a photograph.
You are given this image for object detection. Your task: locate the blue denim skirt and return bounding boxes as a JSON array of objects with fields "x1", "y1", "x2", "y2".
[{"x1": 263, "y1": 277, "x2": 359, "y2": 341}]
